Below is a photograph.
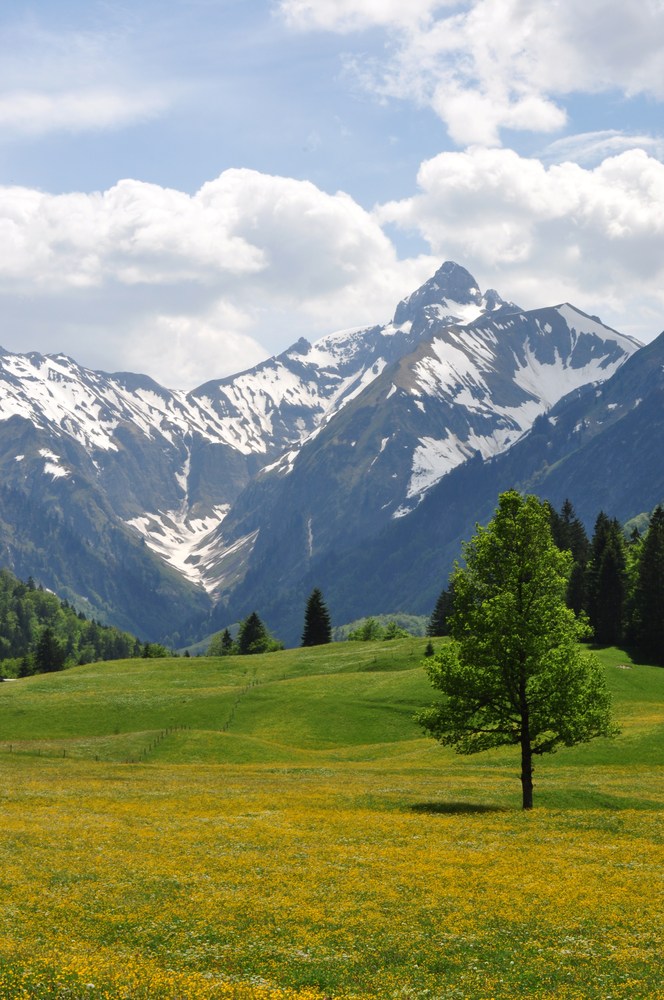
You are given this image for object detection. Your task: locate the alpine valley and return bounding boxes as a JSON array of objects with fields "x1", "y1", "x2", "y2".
[{"x1": 1, "y1": 261, "x2": 659, "y2": 646}]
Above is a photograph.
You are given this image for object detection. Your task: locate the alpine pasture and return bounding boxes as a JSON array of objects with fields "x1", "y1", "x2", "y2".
[{"x1": 0, "y1": 639, "x2": 662, "y2": 999}]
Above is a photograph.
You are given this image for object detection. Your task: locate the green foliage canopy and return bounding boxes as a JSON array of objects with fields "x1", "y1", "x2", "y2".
[
  {"x1": 0, "y1": 568, "x2": 141, "y2": 676},
  {"x1": 208, "y1": 628, "x2": 236, "y2": 656},
  {"x1": 418, "y1": 491, "x2": 616, "y2": 809}
]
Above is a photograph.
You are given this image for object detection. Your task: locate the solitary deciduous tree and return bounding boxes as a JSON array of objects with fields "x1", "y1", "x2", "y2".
[
  {"x1": 418, "y1": 491, "x2": 616, "y2": 809},
  {"x1": 301, "y1": 588, "x2": 332, "y2": 646}
]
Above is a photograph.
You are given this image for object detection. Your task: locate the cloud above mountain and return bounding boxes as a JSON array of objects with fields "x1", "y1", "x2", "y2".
[
  {"x1": 1, "y1": 146, "x2": 663, "y2": 387},
  {"x1": 0, "y1": 1, "x2": 663, "y2": 387},
  {"x1": 0, "y1": 170, "x2": 435, "y2": 387},
  {"x1": 280, "y1": 0, "x2": 664, "y2": 145}
]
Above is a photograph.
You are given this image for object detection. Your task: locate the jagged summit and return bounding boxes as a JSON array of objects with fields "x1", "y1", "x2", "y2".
[
  {"x1": 393, "y1": 261, "x2": 481, "y2": 324},
  {"x1": 388, "y1": 260, "x2": 520, "y2": 339}
]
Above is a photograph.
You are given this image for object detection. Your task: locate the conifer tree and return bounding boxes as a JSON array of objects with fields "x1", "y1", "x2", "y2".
[
  {"x1": 588, "y1": 514, "x2": 627, "y2": 645},
  {"x1": 221, "y1": 628, "x2": 235, "y2": 655},
  {"x1": 301, "y1": 588, "x2": 332, "y2": 646},
  {"x1": 18, "y1": 654, "x2": 33, "y2": 678},
  {"x1": 550, "y1": 499, "x2": 590, "y2": 615},
  {"x1": 427, "y1": 584, "x2": 454, "y2": 636},
  {"x1": 34, "y1": 626, "x2": 65, "y2": 673},
  {"x1": 237, "y1": 612, "x2": 280, "y2": 655},
  {"x1": 208, "y1": 628, "x2": 235, "y2": 656},
  {"x1": 636, "y1": 506, "x2": 664, "y2": 663}
]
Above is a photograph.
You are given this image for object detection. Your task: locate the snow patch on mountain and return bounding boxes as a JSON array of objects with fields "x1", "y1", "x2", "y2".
[
  {"x1": 126, "y1": 504, "x2": 231, "y2": 590},
  {"x1": 555, "y1": 305, "x2": 632, "y2": 345},
  {"x1": 398, "y1": 304, "x2": 640, "y2": 511},
  {"x1": 201, "y1": 529, "x2": 260, "y2": 594}
]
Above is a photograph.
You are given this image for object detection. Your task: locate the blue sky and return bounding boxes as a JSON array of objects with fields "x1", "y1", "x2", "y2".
[{"x1": 1, "y1": 0, "x2": 664, "y2": 386}]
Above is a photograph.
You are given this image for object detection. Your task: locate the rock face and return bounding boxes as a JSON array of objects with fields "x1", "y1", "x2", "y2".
[{"x1": 0, "y1": 263, "x2": 643, "y2": 642}]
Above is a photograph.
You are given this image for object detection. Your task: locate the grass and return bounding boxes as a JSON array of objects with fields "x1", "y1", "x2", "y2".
[{"x1": 0, "y1": 640, "x2": 662, "y2": 998}]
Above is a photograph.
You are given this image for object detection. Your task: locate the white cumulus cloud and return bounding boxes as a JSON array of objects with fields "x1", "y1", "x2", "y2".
[
  {"x1": 280, "y1": 0, "x2": 664, "y2": 146},
  {"x1": 3, "y1": 148, "x2": 664, "y2": 389},
  {"x1": 0, "y1": 170, "x2": 435, "y2": 387},
  {"x1": 376, "y1": 146, "x2": 664, "y2": 340}
]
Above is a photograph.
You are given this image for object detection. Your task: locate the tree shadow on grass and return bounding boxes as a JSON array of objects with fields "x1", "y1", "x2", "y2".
[
  {"x1": 410, "y1": 801, "x2": 508, "y2": 816},
  {"x1": 539, "y1": 792, "x2": 664, "y2": 812}
]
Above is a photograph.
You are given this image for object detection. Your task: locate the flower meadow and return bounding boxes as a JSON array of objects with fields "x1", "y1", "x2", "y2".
[
  {"x1": 0, "y1": 644, "x2": 662, "y2": 999},
  {"x1": 0, "y1": 752, "x2": 662, "y2": 1000}
]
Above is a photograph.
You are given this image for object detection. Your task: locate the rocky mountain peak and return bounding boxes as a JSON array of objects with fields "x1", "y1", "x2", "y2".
[{"x1": 392, "y1": 261, "x2": 484, "y2": 329}]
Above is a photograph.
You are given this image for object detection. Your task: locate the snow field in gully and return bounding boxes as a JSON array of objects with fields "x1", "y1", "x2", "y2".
[{"x1": 0, "y1": 643, "x2": 661, "y2": 998}]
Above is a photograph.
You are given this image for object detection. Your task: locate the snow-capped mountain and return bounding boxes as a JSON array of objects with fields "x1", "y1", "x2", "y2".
[
  {"x1": 304, "y1": 327, "x2": 664, "y2": 640},
  {"x1": 0, "y1": 263, "x2": 512, "y2": 591},
  {"x1": 0, "y1": 261, "x2": 643, "y2": 640},
  {"x1": 211, "y1": 288, "x2": 640, "y2": 639}
]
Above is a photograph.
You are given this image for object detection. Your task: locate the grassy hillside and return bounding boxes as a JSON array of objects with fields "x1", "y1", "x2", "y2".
[
  {"x1": 0, "y1": 638, "x2": 432, "y2": 762},
  {"x1": 0, "y1": 641, "x2": 662, "y2": 999},
  {"x1": 1, "y1": 638, "x2": 662, "y2": 770}
]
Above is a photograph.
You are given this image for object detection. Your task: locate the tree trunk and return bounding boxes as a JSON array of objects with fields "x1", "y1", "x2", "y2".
[
  {"x1": 520, "y1": 740, "x2": 534, "y2": 810},
  {"x1": 519, "y1": 668, "x2": 534, "y2": 810}
]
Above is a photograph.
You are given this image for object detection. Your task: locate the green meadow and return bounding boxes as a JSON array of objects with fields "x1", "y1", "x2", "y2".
[{"x1": 0, "y1": 640, "x2": 662, "y2": 998}]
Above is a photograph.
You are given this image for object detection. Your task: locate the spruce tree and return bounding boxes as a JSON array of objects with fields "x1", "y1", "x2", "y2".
[
  {"x1": 208, "y1": 628, "x2": 235, "y2": 656},
  {"x1": 221, "y1": 628, "x2": 235, "y2": 655},
  {"x1": 301, "y1": 589, "x2": 332, "y2": 646},
  {"x1": 237, "y1": 612, "x2": 274, "y2": 655},
  {"x1": 427, "y1": 584, "x2": 454, "y2": 636},
  {"x1": 588, "y1": 515, "x2": 627, "y2": 645},
  {"x1": 587, "y1": 512, "x2": 611, "y2": 634},
  {"x1": 18, "y1": 654, "x2": 33, "y2": 678},
  {"x1": 34, "y1": 626, "x2": 65, "y2": 673},
  {"x1": 550, "y1": 499, "x2": 590, "y2": 615},
  {"x1": 636, "y1": 506, "x2": 664, "y2": 663}
]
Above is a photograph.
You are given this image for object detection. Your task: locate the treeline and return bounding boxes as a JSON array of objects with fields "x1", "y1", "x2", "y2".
[
  {"x1": 429, "y1": 500, "x2": 664, "y2": 664},
  {"x1": 0, "y1": 569, "x2": 148, "y2": 677},
  {"x1": 207, "y1": 594, "x2": 420, "y2": 656}
]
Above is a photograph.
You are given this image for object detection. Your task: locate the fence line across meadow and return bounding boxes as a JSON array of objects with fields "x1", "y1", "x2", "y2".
[{"x1": 0, "y1": 671, "x2": 264, "y2": 763}]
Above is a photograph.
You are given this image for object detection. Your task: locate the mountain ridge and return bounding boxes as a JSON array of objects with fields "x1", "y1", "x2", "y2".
[{"x1": 0, "y1": 261, "x2": 649, "y2": 642}]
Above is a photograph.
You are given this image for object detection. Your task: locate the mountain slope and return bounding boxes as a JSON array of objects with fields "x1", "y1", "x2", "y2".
[
  {"x1": 270, "y1": 328, "x2": 664, "y2": 641},
  {"x1": 0, "y1": 262, "x2": 646, "y2": 642},
  {"x1": 211, "y1": 298, "x2": 639, "y2": 637}
]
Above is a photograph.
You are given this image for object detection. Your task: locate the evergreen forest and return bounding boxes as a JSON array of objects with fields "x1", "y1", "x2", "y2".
[
  {"x1": 428, "y1": 500, "x2": 664, "y2": 665},
  {"x1": 0, "y1": 569, "x2": 145, "y2": 677}
]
